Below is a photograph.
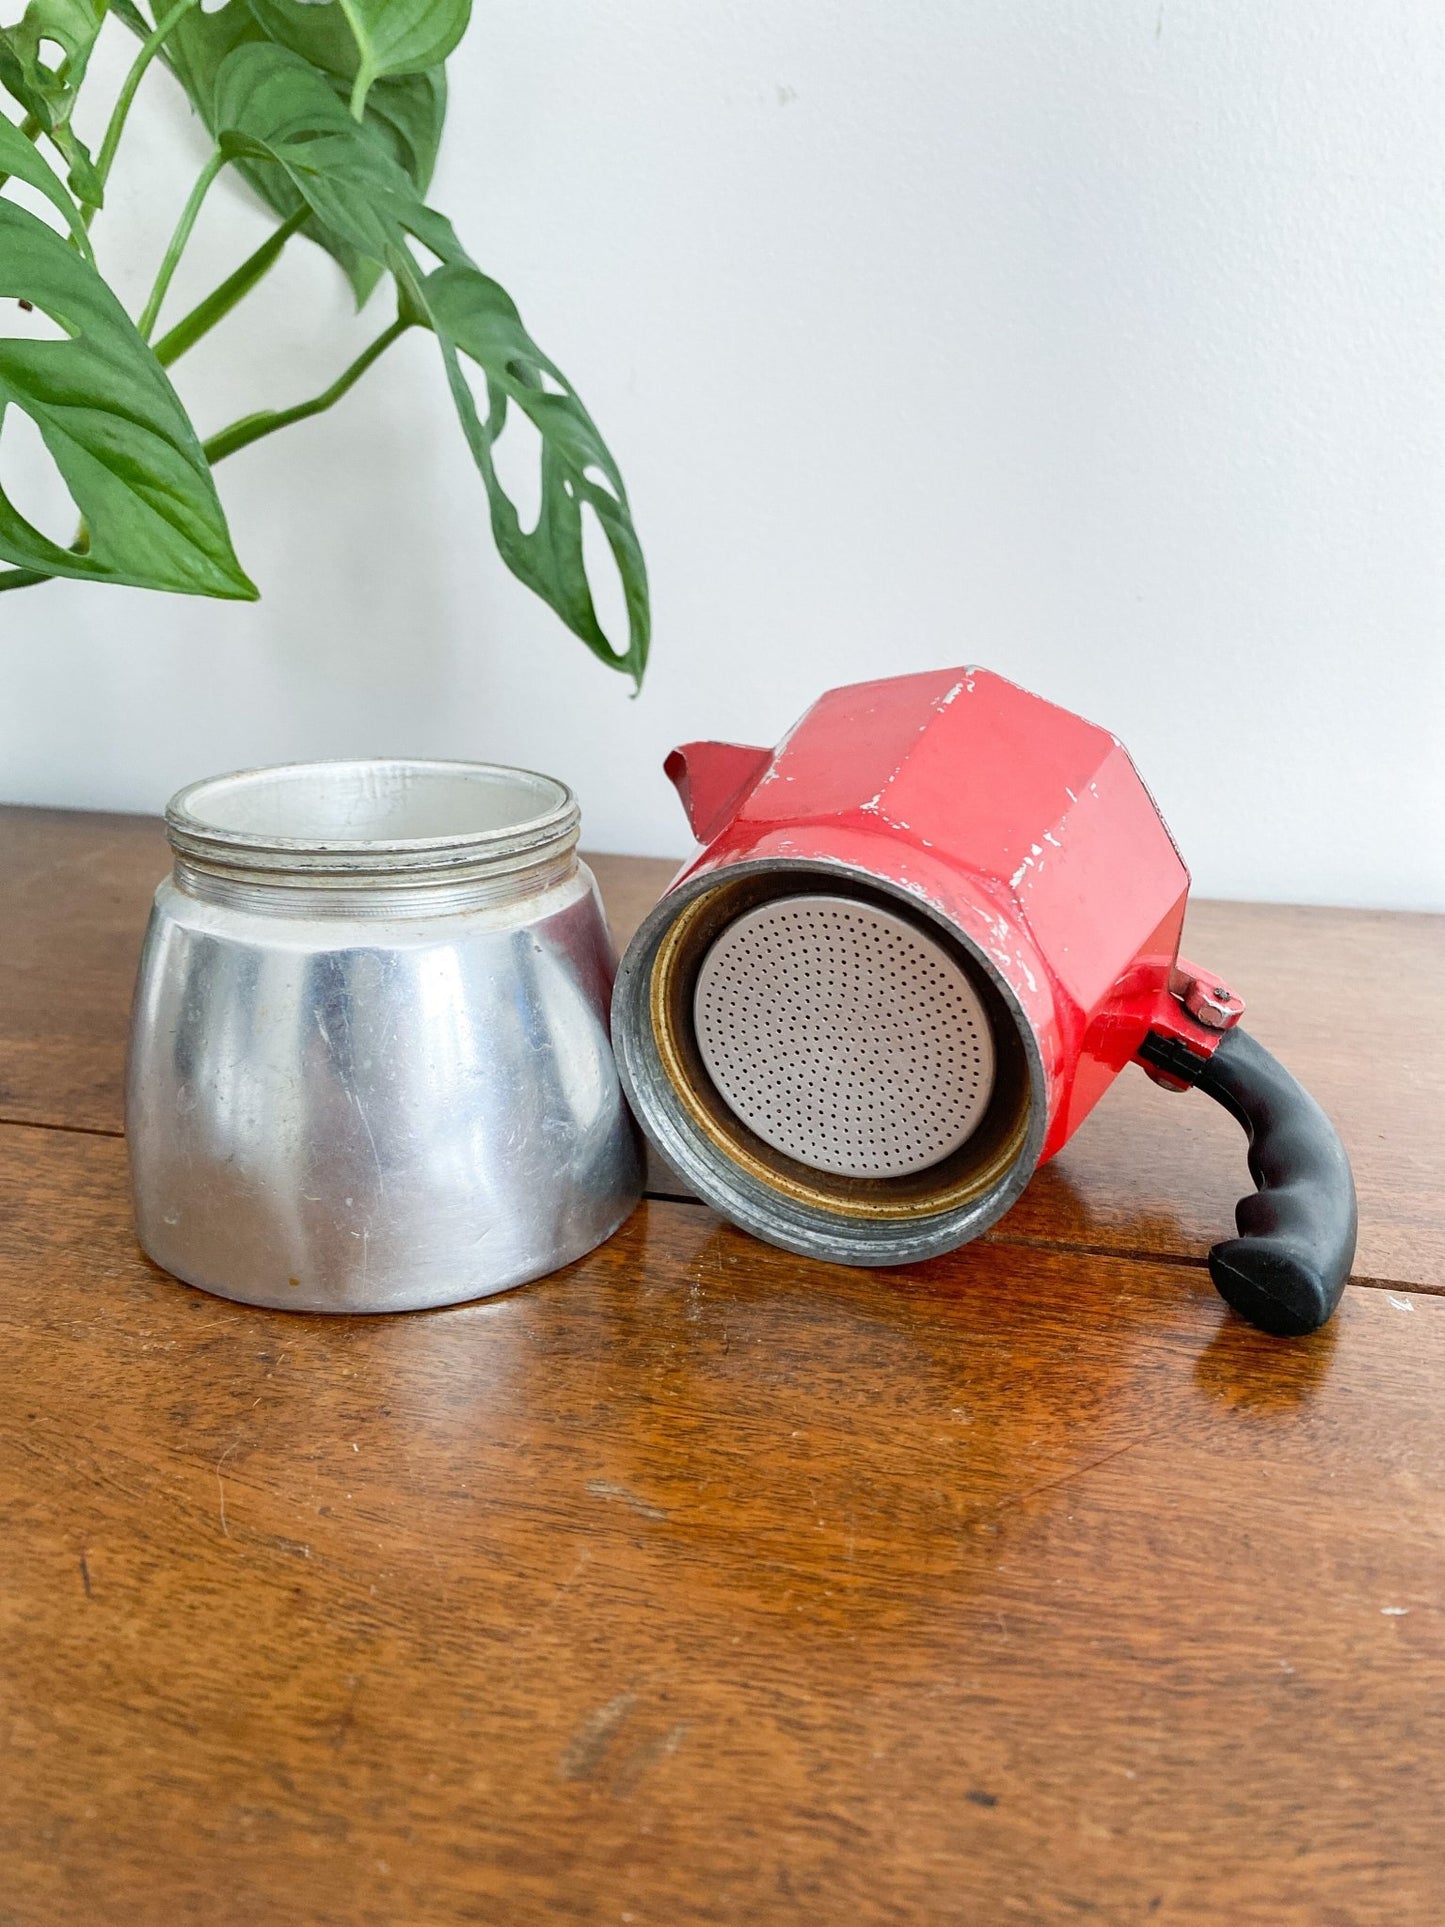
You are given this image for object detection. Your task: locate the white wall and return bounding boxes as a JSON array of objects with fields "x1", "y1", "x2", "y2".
[{"x1": 3, "y1": 1, "x2": 1443, "y2": 908}]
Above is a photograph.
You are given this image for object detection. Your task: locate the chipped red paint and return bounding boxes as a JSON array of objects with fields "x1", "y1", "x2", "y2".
[{"x1": 661, "y1": 666, "x2": 1237, "y2": 1164}]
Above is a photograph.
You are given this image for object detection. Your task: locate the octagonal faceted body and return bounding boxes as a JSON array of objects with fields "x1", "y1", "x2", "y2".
[{"x1": 666, "y1": 667, "x2": 1191, "y2": 1161}]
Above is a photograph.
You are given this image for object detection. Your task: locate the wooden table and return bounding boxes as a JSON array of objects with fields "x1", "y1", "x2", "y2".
[{"x1": 2, "y1": 805, "x2": 1443, "y2": 1925}]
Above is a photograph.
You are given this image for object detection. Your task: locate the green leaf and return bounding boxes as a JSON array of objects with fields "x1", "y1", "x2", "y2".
[
  {"x1": 0, "y1": 107, "x2": 93, "y2": 259},
  {"x1": 108, "y1": 0, "x2": 155, "y2": 36},
  {"x1": 0, "y1": 0, "x2": 103, "y2": 128},
  {"x1": 359, "y1": 64, "x2": 444, "y2": 195},
  {"x1": 50, "y1": 120, "x2": 101, "y2": 206},
  {"x1": 210, "y1": 45, "x2": 460, "y2": 296},
  {"x1": 246, "y1": 0, "x2": 469, "y2": 91},
  {"x1": 241, "y1": 0, "x2": 357, "y2": 79},
  {"x1": 0, "y1": 199, "x2": 256, "y2": 597},
  {"x1": 209, "y1": 45, "x2": 648, "y2": 679},
  {"x1": 0, "y1": 0, "x2": 105, "y2": 204},
  {"x1": 213, "y1": 43, "x2": 417, "y2": 263},
  {"x1": 164, "y1": 5, "x2": 444, "y2": 305},
  {"x1": 420, "y1": 264, "x2": 649, "y2": 685},
  {"x1": 204, "y1": 42, "x2": 648, "y2": 675},
  {"x1": 330, "y1": 64, "x2": 444, "y2": 301},
  {"x1": 164, "y1": 0, "x2": 263, "y2": 116},
  {"x1": 339, "y1": 0, "x2": 470, "y2": 79}
]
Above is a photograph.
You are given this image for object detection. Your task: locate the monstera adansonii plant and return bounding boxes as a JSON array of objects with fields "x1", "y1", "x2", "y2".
[{"x1": 0, "y1": 0, "x2": 648, "y2": 685}]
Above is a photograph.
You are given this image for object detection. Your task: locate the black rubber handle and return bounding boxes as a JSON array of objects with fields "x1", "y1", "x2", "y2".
[{"x1": 1193, "y1": 1026, "x2": 1358, "y2": 1336}]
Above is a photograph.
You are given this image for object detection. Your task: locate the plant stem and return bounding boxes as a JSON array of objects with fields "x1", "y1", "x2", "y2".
[
  {"x1": 204, "y1": 316, "x2": 411, "y2": 465},
  {"x1": 89, "y1": 0, "x2": 200, "y2": 214},
  {"x1": 337, "y1": 0, "x2": 374, "y2": 117},
  {"x1": 153, "y1": 206, "x2": 308, "y2": 368},
  {"x1": 136, "y1": 147, "x2": 226, "y2": 342}
]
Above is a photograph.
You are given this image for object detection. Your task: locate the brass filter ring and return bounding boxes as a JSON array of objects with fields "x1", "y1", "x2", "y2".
[{"x1": 648, "y1": 873, "x2": 1033, "y2": 1223}]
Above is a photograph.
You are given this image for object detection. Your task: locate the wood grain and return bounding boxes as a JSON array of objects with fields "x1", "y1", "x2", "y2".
[
  {"x1": 2, "y1": 804, "x2": 1440, "y2": 1288},
  {"x1": 2, "y1": 1121, "x2": 1443, "y2": 1925},
  {"x1": 0, "y1": 807, "x2": 167, "y2": 1136}
]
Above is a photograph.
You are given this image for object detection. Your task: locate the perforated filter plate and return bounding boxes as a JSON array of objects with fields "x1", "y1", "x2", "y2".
[{"x1": 692, "y1": 894, "x2": 997, "y2": 1181}]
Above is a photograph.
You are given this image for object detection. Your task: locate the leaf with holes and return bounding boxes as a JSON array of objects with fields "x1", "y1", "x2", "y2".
[
  {"x1": 0, "y1": 0, "x2": 102, "y2": 126},
  {"x1": 247, "y1": 0, "x2": 469, "y2": 95},
  {"x1": 0, "y1": 200, "x2": 256, "y2": 596},
  {"x1": 208, "y1": 44, "x2": 649, "y2": 676},
  {"x1": 419, "y1": 262, "x2": 649, "y2": 686},
  {"x1": 0, "y1": 0, "x2": 105, "y2": 205},
  {"x1": 0, "y1": 105, "x2": 93, "y2": 259}
]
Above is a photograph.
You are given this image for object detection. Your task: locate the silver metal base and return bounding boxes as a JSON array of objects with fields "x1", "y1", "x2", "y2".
[{"x1": 127, "y1": 761, "x2": 641, "y2": 1313}]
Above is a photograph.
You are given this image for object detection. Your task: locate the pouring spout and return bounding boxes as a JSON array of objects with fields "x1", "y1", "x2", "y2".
[{"x1": 664, "y1": 740, "x2": 772, "y2": 844}]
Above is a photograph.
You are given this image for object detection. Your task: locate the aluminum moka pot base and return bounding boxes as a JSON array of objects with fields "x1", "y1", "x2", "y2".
[
  {"x1": 614, "y1": 667, "x2": 1358, "y2": 1338},
  {"x1": 127, "y1": 759, "x2": 641, "y2": 1314}
]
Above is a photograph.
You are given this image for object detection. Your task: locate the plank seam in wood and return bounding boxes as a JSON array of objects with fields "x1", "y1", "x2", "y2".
[
  {"x1": 2, "y1": 1116, "x2": 1430, "y2": 1300},
  {"x1": 0, "y1": 1113, "x2": 126, "y2": 1140},
  {"x1": 642, "y1": 1192, "x2": 1443, "y2": 1297}
]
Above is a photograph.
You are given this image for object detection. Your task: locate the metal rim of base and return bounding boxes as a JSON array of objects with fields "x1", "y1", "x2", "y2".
[{"x1": 613, "y1": 859, "x2": 1049, "y2": 1267}]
